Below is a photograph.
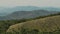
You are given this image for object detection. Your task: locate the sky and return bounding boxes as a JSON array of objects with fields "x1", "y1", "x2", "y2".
[{"x1": 0, "y1": 0, "x2": 60, "y2": 7}]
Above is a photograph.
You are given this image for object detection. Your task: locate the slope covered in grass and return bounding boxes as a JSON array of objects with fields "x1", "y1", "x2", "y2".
[{"x1": 7, "y1": 15, "x2": 60, "y2": 34}]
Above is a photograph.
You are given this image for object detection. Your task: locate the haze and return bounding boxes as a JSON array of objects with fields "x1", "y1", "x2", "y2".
[{"x1": 0, "y1": 0, "x2": 60, "y2": 7}]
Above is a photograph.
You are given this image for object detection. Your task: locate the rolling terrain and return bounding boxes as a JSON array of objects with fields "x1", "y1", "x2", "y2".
[
  {"x1": 7, "y1": 15, "x2": 60, "y2": 34},
  {"x1": 0, "y1": 6, "x2": 60, "y2": 16},
  {"x1": 0, "y1": 6, "x2": 60, "y2": 34},
  {"x1": 0, "y1": 6, "x2": 40, "y2": 16},
  {"x1": 0, "y1": 10, "x2": 59, "y2": 20}
]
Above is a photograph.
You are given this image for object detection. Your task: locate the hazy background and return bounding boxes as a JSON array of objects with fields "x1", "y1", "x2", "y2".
[
  {"x1": 0, "y1": 0, "x2": 60, "y2": 7},
  {"x1": 0, "y1": 0, "x2": 60, "y2": 16}
]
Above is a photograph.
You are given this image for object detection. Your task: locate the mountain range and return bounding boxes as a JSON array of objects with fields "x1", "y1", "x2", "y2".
[
  {"x1": 0, "y1": 6, "x2": 60, "y2": 16},
  {"x1": 0, "y1": 10, "x2": 59, "y2": 20},
  {"x1": 0, "y1": 6, "x2": 60, "y2": 20},
  {"x1": 0, "y1": 6, "x2": 40, "y2": 16}
]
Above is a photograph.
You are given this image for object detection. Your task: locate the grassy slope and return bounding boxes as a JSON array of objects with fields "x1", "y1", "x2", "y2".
[{"x1": 7, "y1": 15, "x2": 60, "y2": 33}]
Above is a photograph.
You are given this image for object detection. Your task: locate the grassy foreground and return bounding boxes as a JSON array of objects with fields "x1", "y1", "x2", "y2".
[
  {"x1": 7, "y1": 15, "x2": 60, "y2": 34},
  {"x1": 0, "y1": 13, "x2": 60, "y2": 34}
]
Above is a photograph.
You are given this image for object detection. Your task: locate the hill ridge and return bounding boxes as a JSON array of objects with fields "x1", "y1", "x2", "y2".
[{"x1": 7, "y1": 15, "x2": 60, "y2": 33}]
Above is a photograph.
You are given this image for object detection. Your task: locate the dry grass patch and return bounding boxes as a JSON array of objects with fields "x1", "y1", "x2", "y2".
[{"x1": 7, "y1": 15, "x2": 60, "y2": 33}]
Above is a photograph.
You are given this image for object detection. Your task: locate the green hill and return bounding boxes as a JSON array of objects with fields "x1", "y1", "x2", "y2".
[{"x1": 6, "y1": 15, "x2": 60, "y2": 34}]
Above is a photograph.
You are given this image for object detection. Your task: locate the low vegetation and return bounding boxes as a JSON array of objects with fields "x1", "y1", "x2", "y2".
[
  {"x1": 0, "y1": 12, "x2": 60, "y2": 34},
  {"x1": 6, "y1": 15, "x2": 60, "y2": 34}
]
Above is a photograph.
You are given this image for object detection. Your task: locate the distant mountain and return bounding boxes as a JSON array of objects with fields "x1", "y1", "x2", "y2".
[
  {"x1": 0, "y1": 6, "x2": 60, "y2": 16},
  {"x1": 0, "y1": 6, "x2": 41, "y2": 16},
  {"x1": 41, "y1": 7, "x2": 60, "y2": 11},
  {"x1": 0, "y1": 10, "x2": 59, "y2": 20}
]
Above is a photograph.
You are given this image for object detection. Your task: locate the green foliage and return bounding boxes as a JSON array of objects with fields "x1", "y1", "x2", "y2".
[
  {"x1": 0, "y1": 19, "x2": 28, "y2": 34},
  {"x1": 21, "y1": 28, "x2": 39, "y2": 34},
  {"x1": 0, "y1": 12, "x2": 60, "y2": 34},
  {"x1": 6, "y1": 29, "x2": 60, "y2": 34}
]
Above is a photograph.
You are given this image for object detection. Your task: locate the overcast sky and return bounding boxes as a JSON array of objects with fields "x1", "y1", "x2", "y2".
[{"x1": 0, "y1": 0, "x2": 60, "y2": 7}]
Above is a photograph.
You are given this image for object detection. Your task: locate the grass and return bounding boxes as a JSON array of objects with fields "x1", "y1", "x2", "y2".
[
  {"x1": 7, "y1": 15, "x2": 60, "y2": 34},
  {"x1": 0, "y1": 12, "x2": 60, "y2": 34}
]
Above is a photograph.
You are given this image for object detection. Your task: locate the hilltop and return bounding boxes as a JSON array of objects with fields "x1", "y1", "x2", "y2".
[{"x1": 7, "y1": 15, "x2": 60, "y2": 34}]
